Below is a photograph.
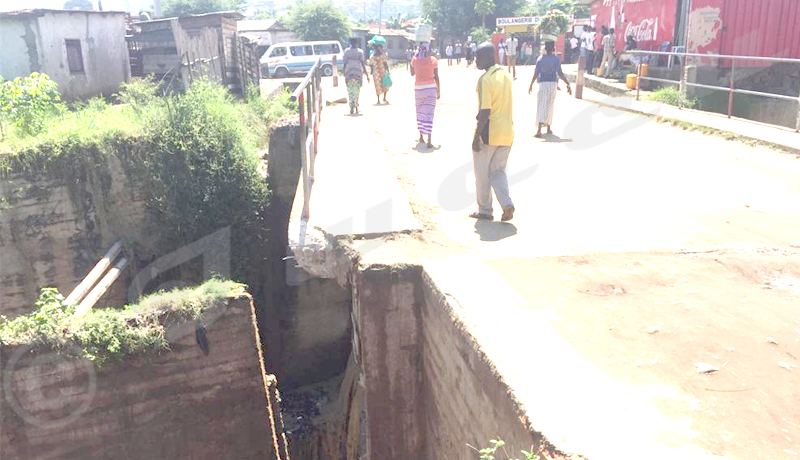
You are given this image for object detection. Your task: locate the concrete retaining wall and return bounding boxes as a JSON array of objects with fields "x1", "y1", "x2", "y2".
[
  {"x1": 354, "y1": 263, "x2": 540, "y2": 460},
  {"x1": 0, "y1": 153, "x2": 150, "y2": 320},
  {"x1": 0, "y1": 293, "x2": 286, "y2": 460}
]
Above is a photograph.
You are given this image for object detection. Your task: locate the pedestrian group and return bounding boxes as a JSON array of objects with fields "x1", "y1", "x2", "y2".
[{"x1": 342, "y1": 36, "x2": 575, "y2": 224}]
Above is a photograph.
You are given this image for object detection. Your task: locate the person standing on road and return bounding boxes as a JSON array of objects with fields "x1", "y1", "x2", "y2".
[
  {"x1": 583, "y1": 26, "x2": 596, "y2": 75},
  {"x1": 410, "y1": 42, "x2": 440, "y2": 148},
  {"x1": 405, "y1": 46, "x2": 414, "y2": 70},
  {"x1": 600, "y1": 27, "x2": 617, "y2": 77},
  {"x1": 343, "y1": 38, "x2": 370, "y2": 115},
  {"x1": 469, "y1": 41, "x2": 478, "y2": 66},
  {"x1": 569, "y1": 35, "x2": 579, "y2": 63},
  {"x1": 498, "y1": 41, "x2": 506, "y2": 66},
  {"x1": 518, "y1": 41, "x2": 528, "y2": 66},
  {"x1": 446, "y1": 43, "x2": 454, "y2": 66},
  {"x1": 369, "y1": 44, "x2": 390, "y2": 104},
  {"x1": 528, "y1": 41, "x2": 571, "y2": 138},
  {"x1": 470, "y1": 43, "x2": 515, "y2": 222},
  {"x1": 455, "y1": 41, "x2": 464, "y2": 65},
  {"x1": 505, "y1": 34, "x2": 518, "y2": 79}
]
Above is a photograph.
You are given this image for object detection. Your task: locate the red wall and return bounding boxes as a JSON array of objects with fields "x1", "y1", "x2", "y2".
[
  {"x1": 687, "y1": 0, "x2": 800, "y2": 66},
  {"x1": 591, "y1": 0, "x2": 680, "y2": 52},
  {"x1": 719, "y1": 0, "x2": 800, "y2": 59}
]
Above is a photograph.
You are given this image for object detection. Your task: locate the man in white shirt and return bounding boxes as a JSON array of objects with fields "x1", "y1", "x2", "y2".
[
  {"x1": 583, "y1": 26, "x2": 597, "y2": 75},
  {"x1": 569, "y1": 35, "x2": 579, "y2": 63},
  {"x1": 505, "y1": 34, "x2": 519, "y2": 79}
]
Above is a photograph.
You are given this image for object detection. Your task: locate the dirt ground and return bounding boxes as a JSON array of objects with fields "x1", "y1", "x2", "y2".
[{"x1": 324, "y1": 64, "x2": 800, "y2": 459}]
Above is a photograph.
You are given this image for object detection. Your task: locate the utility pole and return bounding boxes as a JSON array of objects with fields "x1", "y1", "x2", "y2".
[
  {"x1": 154, "y1": 0, "x2": 163, "y2": 17},
  {"x1": 378, "y1": 0, "x2": 384, "y2": 34}
]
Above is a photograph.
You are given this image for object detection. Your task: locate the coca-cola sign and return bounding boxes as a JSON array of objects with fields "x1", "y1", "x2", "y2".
[{"x1": 625, "y1": 17, "x2": 659, "y2": 42}]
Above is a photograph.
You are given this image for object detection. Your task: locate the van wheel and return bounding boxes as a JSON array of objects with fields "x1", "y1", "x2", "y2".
[
  {"x1": 274, "y1": 67, "x2": 289, "y2": 79},
  {"x1": 322, "y1": 64, "x2": 333, "y2": 77}
]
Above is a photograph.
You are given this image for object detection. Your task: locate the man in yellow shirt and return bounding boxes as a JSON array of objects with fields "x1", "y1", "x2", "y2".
[{"x1": 471, "y1": 43, "x2": 515, "y2": 222}]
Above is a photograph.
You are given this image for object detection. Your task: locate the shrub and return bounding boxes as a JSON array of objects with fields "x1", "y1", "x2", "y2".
[
  {"x1": 0, "y1": 279, "x2": 245, "y2": 364},
  {"x1": 0, "y1": 72, "x2": 65, "y2": 137},
  {"x1": 469, "y1": 27, "x2": 492, "y2": 45},
  {"x1": 648, "y1": 86, "x2": 698, "y2": 109}
]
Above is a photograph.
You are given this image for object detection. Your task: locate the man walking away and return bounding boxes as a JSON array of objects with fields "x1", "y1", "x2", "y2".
[
  {"x1": 600, "y1": 28, "x2": 616, "y2": 77},
  {"x1": 505, "y1": 34, "x2": 518, "y2": 79},
  {"x1": 583, "y1": 26, "x2": 597, "y2": 75},
  {"x1": 446, "y1": 43, "x2": 454, "y2": 66},
  {"x1": 471, "y1": 43, "x2": 515, "y2": 222},
  {"x1": 455, "y1": 41, "x2": 463, "y2": 65},
  {"x1": 469, "y1": 41, "x2": 478, "y2": 66}
]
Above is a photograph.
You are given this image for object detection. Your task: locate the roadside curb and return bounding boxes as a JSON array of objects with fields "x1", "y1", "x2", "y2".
[{"x1": 564, "y1": 71, "x2": 800, "y2": 156}]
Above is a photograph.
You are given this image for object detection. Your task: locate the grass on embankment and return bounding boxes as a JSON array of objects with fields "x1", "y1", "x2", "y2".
[{"x1": 0, "y1": 279, "x2": 245, "y2": 365}]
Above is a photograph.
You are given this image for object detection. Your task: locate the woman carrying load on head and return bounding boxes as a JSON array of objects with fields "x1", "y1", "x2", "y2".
[
  {"x1": 368, "y1": 38, "x2": 390, "y2": 105},
  {"x1": 343, "y1": 37, "x2": 370, "y2": 115},
  {"x1": 410, "y1": 42, "x2": 440, "y2": 148}
]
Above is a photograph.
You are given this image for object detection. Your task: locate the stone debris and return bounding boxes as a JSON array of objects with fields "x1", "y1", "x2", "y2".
[
  {"x1": 778, "y1": 362, "x2": 795, "y2": 371},
  {"x1": 695, "y1": 362, "x2": 720, "y2": 374},
  {"x1": 647, "y1": 326, "x2": 661, "y2": 334},
  {"x1": 767, "y1": 337, "x2": 779, "y2": 345}
]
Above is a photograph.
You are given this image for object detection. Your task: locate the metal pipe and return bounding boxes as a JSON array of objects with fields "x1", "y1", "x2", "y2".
[
  {"x1": 291, "y1": 58, "x2": 322, "y2": 101},
  {"x1": 728, "y1": 60, "x2": 735, "y2": 118},
  {"x1": 628, "y1": 50, "x2": 800, "y2": 64},
  {"x1": 636, "y1": 61, "x2": 641, "y2": 101}
]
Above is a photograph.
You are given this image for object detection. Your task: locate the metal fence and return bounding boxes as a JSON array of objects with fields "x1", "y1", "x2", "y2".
[
  {"x1": 290, "y1": 58, "x2": 324, "y2": 221},
  {"x1": 629, "y1": 50, "x2": 800, "y2": 133}
]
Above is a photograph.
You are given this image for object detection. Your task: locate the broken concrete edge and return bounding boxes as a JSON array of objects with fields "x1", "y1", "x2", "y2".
[
  {"x1": 564, "y1": 71, "x2": 800, "y2": 157},
  {"x1": 289, "y1": 227, "x2": 586, "y2": 460},
  {"x1": 287, "y1": 217, "x2": 421, "y2": 288},
  {"x1": 418, "y1": 268, "x2": 587, "y2": 460}
]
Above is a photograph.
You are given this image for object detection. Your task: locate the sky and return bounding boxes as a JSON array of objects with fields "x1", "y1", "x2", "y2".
[{"x1": 0, "y1": 0, "x2": 152, "y2": 12}]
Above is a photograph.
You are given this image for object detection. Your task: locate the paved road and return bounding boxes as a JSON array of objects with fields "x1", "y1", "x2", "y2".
[{"x1": 325, "y1": 63, "x2": 800, "y2": 460}]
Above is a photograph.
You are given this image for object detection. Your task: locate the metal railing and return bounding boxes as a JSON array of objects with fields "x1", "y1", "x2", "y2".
[
  {"x1": 629, "y1": 50, "x2": 800, "y2": 132},
  {"x1": 290, "y1": 58, "x2": 323, "y2": 221}
]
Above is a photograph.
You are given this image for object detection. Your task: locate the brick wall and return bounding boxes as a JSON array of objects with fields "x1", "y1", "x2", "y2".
[{"x1": 0, "y1": 293, "x2": 287, "y2": 460}]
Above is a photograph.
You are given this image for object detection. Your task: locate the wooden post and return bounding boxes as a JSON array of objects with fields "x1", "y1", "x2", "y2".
[
  {"x1": 65, "y1": 242, "x2": 122, "y2": 305},
  {"x1": 728, "y1": 60, "x2": 736, "y2": 118},
  {"x1": 333, "y1": 55, "x2": 339, "y2": 87},
  {"x1": 575, "y1": 55, "x2": 585, "y2": 100},
  {"x1": 636, "y1": 61, "x2": 642, "y2": 101}
]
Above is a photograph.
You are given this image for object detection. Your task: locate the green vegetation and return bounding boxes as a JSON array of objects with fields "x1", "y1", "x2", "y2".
[
  {"x1": 536, "y1": 9, "x2": 570, "y2": 36},
  {"x1": 162, "y1": 0, "x2": 246, "y2": 17},
  {"x1": 648, "y1": 86, "x2": 698, "y2": 109},
  {"x1": 474, "y1": 0, "x2": 495, "y2": 28},
  {"x1": 0, "y1": 73, "x2": 65, "y2": 138},
  {"x1": 476, "y1": 439, "x2": 539, "y2": 460},
  {"x1": 469, "y1": 27, "x2": 492, "y2": 45},
  {"x1": 0, "y1": 75, "x2": 296, "y2": 293},
  {"x1": 285, "y1": 0, "x2": 352, "y2": 45},
  {"x1": 0, "y1": 279, "x2": 244, "y2": 365},
  {"x1": 520, "y1": 0, "x2": 588, "y2": 18}
]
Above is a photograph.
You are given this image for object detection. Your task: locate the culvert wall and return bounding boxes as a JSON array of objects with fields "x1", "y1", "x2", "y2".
[{"x1": 353, "y1": 263, "x2": 539, "y2": 460}]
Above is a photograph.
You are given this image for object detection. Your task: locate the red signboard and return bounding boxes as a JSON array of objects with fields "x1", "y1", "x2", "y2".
[{"x1": 590, "y1": 0, "x2": 679, "y2": 52}]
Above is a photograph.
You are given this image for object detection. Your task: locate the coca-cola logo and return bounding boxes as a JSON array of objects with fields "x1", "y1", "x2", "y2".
[{"x1": 625, "y1": 17, "x2": 659, "y2": 42}]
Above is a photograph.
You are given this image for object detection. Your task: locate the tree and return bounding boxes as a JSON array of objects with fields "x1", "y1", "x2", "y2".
[
  {"x1": 249, "y1": 9, "x2": 275, "y2": 20},
  {"x1": 469, "y1": 26, "x2": 491, "y2": 44},
  {"x1": 285, "y1": 1, "x2": 352, "y2": 45},
  {"x1": 162, "y1": 0, "x2": 246, "y2": 17},
  {"x1": 422, "y1": 0, "x2": 521, "y2": 39},
  {"x1": 474, "y1": 0, "x2": 495, "y2": 28},
  {"x1": 63, "y1": 0, "x2": 93, "y2": 10}
]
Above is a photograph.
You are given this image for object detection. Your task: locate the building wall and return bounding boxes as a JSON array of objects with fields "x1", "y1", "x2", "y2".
[
  {"x1": 34, "y1": 11, "x2": 130, "y2": 100},
  {"x1": 0, "y1": 17, "x2": 40, "y2": 78},
  {"x1": 590, "y1": 0, "x2": 680, "y2": 52}
]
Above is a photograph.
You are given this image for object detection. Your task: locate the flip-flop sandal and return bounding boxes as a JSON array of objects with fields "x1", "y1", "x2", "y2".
[{"x1": 469, "y1": 212, "x2": 493, "y2": 220}]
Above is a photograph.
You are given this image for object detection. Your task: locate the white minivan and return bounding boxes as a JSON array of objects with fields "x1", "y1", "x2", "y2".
[{"x1": 261, "y1": 41, "x2": 345, "y2": 78}]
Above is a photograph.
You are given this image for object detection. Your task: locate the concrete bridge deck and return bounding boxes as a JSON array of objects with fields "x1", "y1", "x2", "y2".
[{"x1": 291, "y1": 64, "x2": 800, "y2": 460}]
